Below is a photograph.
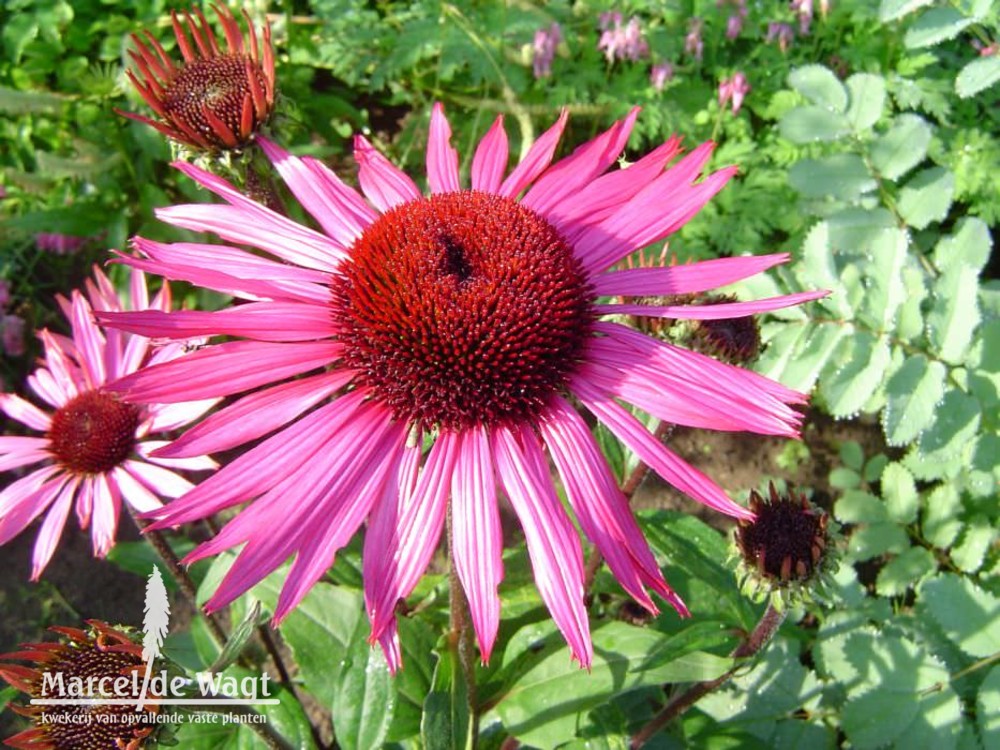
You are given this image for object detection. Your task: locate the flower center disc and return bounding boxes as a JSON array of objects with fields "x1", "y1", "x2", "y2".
[
  {"x1": 48, "y1": 391, "x2": 141, "y2": 475},
  {"x1": 331, "y1": 191, "x2": 593, "y2": 430},
  {"x1": 162, "y1": 55, "x2": 266, "y2": 146}
]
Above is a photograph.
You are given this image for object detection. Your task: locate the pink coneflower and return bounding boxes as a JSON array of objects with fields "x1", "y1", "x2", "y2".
[
  {"x1": 532, "y1": 23, "x2": 561, "y2": 78},
  {"x1": 104, "y1": 105, "x2": 825, "y2": 670},
  {"x1": 0, "y1": 267, "x2": 216, "y2": 579}
]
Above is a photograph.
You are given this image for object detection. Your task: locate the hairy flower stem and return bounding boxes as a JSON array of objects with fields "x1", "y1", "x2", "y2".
[
  {"x1": 447, "y1": 506, "x2": 480, "y2": 745},
  {"x1": 584, "y1": 421, "x2": 673, "y2": 594},
  {"x1": 630, "y1": 603, "x2": 787, "y2": 749}
]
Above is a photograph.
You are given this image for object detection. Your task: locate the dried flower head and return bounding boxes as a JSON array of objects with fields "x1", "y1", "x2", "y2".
[
  {"x1": 0, "y1": 621, "x2": 158, "y2": 750},
  {"x1": 735, "y1": 483, "x2": 838, "y2": 608},
  {"x1": 689, "y1": 294, "x2": 762, "y2": 365},
  {"x1": 118, "y1": 4, "x2": 275, "y2": 151}
]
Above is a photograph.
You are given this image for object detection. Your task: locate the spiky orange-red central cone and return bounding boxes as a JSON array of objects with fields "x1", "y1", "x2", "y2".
[
  {"x1": 331, "y1": 191, "x2": 593, "y2": 430},
  {"x1": 48, "y1": 391, "x2": 141, "y2": 475},
  {"x1": 162, "y1": 56, "x2": 267, "y2": 148}
]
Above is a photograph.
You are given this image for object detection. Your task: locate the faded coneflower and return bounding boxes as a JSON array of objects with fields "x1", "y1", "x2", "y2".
[
  {"x1": 0, "y1": 267, "x2": 217, "y2": 578},
  {"x1": 0, "y1": 620, "x2": 158, "y2": 750},
  {"x1": 103, "y1": 104, "x2": 826, "y2": 670},
  {"x1": 118, "y1": 4, "x2": 275, "y2": 151}
]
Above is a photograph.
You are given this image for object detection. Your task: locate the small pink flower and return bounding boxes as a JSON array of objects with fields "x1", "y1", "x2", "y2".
[
  {"x1": 685, "y1": 18, "x2": 704, "y2": 61},
  {"x1": 719, "y1": 72, "x2": 751, "y2": 114},
  {"x1": 532, "y1": 23, "x2": 562, "y2": 78},
  {"x1": 650, "y1": 61, "x2": 674, "y2": 91},
  {"x1": 726, "y1": 14, "x2": 744, "y2": 39},
  {"x1": 767, "y1": 22, "x2": 795, "y2": 53},
  {"x1": 103, "y1": 104, "x2": 826, "y2": 670},
  {"x1": 972, "y1": 39, "x2": 999, "y2": 56},
  {"x1": 598, "y1": 11, "x2": 623, "y2": 32},
  {"x1": 0, "y1": 267, "x2": 218, "y2": 579},
  {"x1": 0, "y1": 279, "x2": 10, "y2": 310},
  {"x1": 36, "y1": 233, "x2": 88, "y2": 256},
  {"x1": 790, "y1": 0, "x2": 814, "y2": 35},
  {"x1": 1, "y1": 314, "x2": 25, "y2": 357},
  {"x1": 598, "y1": 14, "x2": 649, "y2": 62}
]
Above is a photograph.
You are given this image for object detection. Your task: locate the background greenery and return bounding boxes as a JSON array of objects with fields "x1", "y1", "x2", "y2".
[{"x1": 1, "y1": 0, "x2": 998, "y2": 748}]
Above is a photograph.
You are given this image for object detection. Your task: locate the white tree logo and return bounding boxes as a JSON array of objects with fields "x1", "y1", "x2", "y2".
[{"x1": 136, "y1": 565, "x2": 170, "y2": 710}]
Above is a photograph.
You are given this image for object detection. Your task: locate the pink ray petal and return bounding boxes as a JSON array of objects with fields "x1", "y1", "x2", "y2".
[
  {"x1": 471, "y1": 115, "x2": 508, "y2": 193},
  {"x1": 28, "y1": 370, "x2": 66, "y2": 409},
  {"x1": 107, "y1": 340, "x2": 342, "y2": 403},
  {"x1": 112, "y1": 466, "x2": 162, "y2": 513},
  {"x1": 367, "y1": 431, "x2": 460, "y2": 642},
  {"x1": 592, "y1": 253, "x2": 791, "y2": 297},
  {"x1": 375, "y1": 620, "x2": 402, "y2": 674},
  {"x1": 257, "y1": 136, "x2": 373, "y2": 248},
  {"x1": 574, "y1": 380, "x2": 753, "y2": 520},
  {"x1": 354, "y1": 135, "x2": 422, "y2": 212},
  {"x1": 75, "y1": 475, "x2": 94, "y2": 529},
  {"x1": 30, "y1": 476, "x2": 80, "y2": 580},
  {"x1": 523, "y1": 108, "x2": 638, "y2": 215},
  {"x1": 0, "y1": 465, "x2": 60, "y2": 523},
  {"x1": 450, "y1": 427, "x2": 503, "y2": 662},
  {"x1": 0, "y1": 448, "x2": 51, "y2": 473},
  {"x1": 90, "y1": 472, "x2": 121, "y2": 558},
  {"x1": 498, "y1": 109, "x2": 569, "y2": 199},
  {"x1": 135, "y1": 442, "x2": 217, "y2": 471},
  {"x1": 38, "y1": 330, "x2": 82, "y2": 402},
  {"x1": 159, "y1": 369, "x2": 352, "y2": 457},
  {"x1": 598, "y1": 290, "x2": 829, "y2": 319},
  {"x1": 427, "y1": 103, "x2": 461, "y2": 194},
  {"x1": 539, "y1": 398, "x2": 688, "y2": 615},
  {"x1": 123, "y1": 460, "x2": 193, "y2": 499},
  {"x1": 69, "y1": 291, "x2": 106, "y2": 389},
  {"x1": 0, "y1": 394, "x2": 51, "y2": 431},
  {"x1": 145, "y1": 398, "x2": 219, "y2": 434},
  {"x1": 0, "y1": 470, "x2": 69, "y2": 547},
  {"x1": 492, "y1": 424, "x2": 592, "y2": 668}
]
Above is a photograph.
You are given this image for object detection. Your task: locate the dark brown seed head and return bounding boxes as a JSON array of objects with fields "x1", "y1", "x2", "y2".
[{"x1": 48, "y1": 391, "x2": 141, "y2": 475}]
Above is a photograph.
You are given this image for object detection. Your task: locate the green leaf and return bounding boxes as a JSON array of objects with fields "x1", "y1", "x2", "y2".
[
  {"x1": 494, "y1": 621, "x2": 730, "y2": 749},
  {"x1": 790, "y1": 154, "x2": 876, "y2": 201},
  {"x1": 950, "y1": 518, "x2": 996, "y2": 573},
  {"x1": 978, "y1": 666, "x2": 1000, "y2": 747},
  {"x1": 956, "y1": 55, "x2": 1000, "y2": 98},
  {"x1": 905, "y1": 7, "x2": 975, "y2": 48},
  {"x1": 821, "y1": 331, "x2": 891, "y2": 418},
  {"x1": 875, "y1": 547, "x2": 936, "y2": 596},
  {"x1": 788, "y1": 65, "x2": 848, "y2": 112},
  {"x1": 882, "y1": 355, "x2": 946, "y2": 446},
  {"x1": 331, "y1": 610, "x2": 396, "y2": 750},
  {"x1": 836, "y1": 490, "x2": 888, "y2": 524},
  {"x1": 775, "y1": 322, "x2": 847, "y2": 395},
  {"x1": 845, "y1": 74, "x2": 886, "y2": 131},
  {"x1": 927, "y1": 266, "x2": 981, "y2": 363},
  {"x1": 779, "y1": 106, "x2": 851, "y2": 143},
  {"x1": 880, "y1": 0, "x2": 935, "y2": 22},
  {"x1": 840, "y1": 441, "x2": 865, "y2": 471},
  {"x1": 830, "y1": 467, "x2": 861, "y2": 490},
  {"x1": 870, "y1": 113, "x2": 932, "y2": 180},
  {"x1": 918, "y1": 390, "x2": 981, "y2": 463},
  {"x1": 896, "y1": 265, "x2": 929, "y2": 339},
  {"x1": 421, "y1": 645, "x2": 473, "y2": 750},
  {"x1": 848, "y1": 522, "x2": 910, "y2": 562},
  {"x1": 827, "y1": 207, "x2": 896, "y2": 252},
  {"x1": 922, "y1": 484, "x2": 963, "y2": 548},
  {"x1": 922, "y1": 574, "x2": 1000, "y2": 658},
  {"x1": 862, "y1": 228, "x2": 909, "y2": 331},
  {"x1": 898, "y1": 167, "x2": 955, "y2": 229},
  {"x1": 881, "y1": 462, "x2": 918, "y2": 524},
  {"x1": 209, "y1": 602, "x2": 264, "y2": 674},
  {"x1": 933, "y1": 218, "x2": 993, "y2": 274}
]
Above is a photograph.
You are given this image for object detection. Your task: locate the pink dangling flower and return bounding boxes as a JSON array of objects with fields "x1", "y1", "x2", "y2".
[
  {"x1": 0, "y1": 267, "x2": 217, "y2": 579},
  {"x1": 650, "y1": 61, "x2": 674, "y2": 91},
  {"x1": 532, "y1": 23, "x2": 562, "y2": 78},
  {"x1": 104, "y1": 104, "x2": 826, "y2": 670},
  {"x1": 719, "y1": 72, "x2": 751, "y2": 114}
]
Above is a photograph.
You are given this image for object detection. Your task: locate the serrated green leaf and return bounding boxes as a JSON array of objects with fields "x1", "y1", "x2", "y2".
[
  {"x1": 835, "y1": 490, "x2": 888, "y2": 524},
  {"x1": 933, "y1": 218, "x2": 993, "y2": 274},
  {"x1": 880, "y1": 0, "x2": 935, "y2": 22},
  {"x1": 494, "y1": 621, "x2": 730, "y2": 749},
  {"x1": 898, "y1": 167, "x2": 955, "y2": 229},
  {"x1": 918, "y1": 390, "x2": 981, "y2": 462},
  {"x1": 789, "y1": 154, "x2": 876, "y2": 199},
  {"x1": 950, "y1": 518, "x2": 996, "y2": 573},
  {"x1": 922, "y1": 484, "x2": 963, "y2": 548},
  {"x1": 978, "y1": 666, "x2": 1000, "y2": 747},
  {"x1": 956, "y1": 55, "x2": 1000, "y2": 98},
  {"x1": 781, "y1": 323, "x2": 848, "y2": 392},
  {"x1": 821, "y1": 332, "x2": 891, "y2": 418},
  {"x1": 896, "y1": 265, "x2": 928, "y2": 339},
  {"x1": 881, "y1": 462, "x2": 918, "y2": 524},
  {"x1": 864, "y1": 454, "x2": 890, "y2": 484},
  {"x1": 863, "y1": 228, "x2": 909, "y2": 331},
  {"x1": 922, "y1": 574, "x2": 1000, "y2": 658},
  {"x1": 876, "y1": 547, "x2": 936, "y2": 596},
  {"x1": 799, "y1": 221, "x2": 852, "y2": 317},
  {"x1": 905, "y1": 7, "x2": 975, "y2": 48},
  {"x1": 827, "y1": 207, "x2": 896, "y2": 252},
  {"x1": 779, "y1": 106, "x2": 851, "y2": 143},
  {"x1": 928, "y1": 266, "x2": 981, "y2": 363},
  {"x1": 788, "y1": 65, "x2": 848, "y2": 112},
  {"x1": 883, "y1": 355, "x2": 946, "y2": 445},
  {"x1": 848, "y1": 522, "x2": 910, "y2": 561},
  {"x1": 845, "y1": 74, "x2": 886, "y2": 131},
  {"x1": 830, "y1": 467, "x2": 862, "y2": 490},
  {"x1": 840, "y1": 441, "x2": 865, "y2": 471},
  {"x1": 870, "y1": 113, "x2": 932, "y2": 180}
]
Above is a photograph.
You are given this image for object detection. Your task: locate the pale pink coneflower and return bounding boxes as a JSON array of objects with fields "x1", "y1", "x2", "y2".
[
  {"x1": 0, "y1": 267, "x2": 217, "y2": 579},
  {"x1": 103, "y1": 105, "x2": 827, "y2": 670}
]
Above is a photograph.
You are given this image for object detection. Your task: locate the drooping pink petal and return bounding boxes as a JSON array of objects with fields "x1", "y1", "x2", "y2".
[
  {"x1": 89, "y1": 472, "x2": 121, "y2": 558},
  {"x1": 592, "y1": 253, "x2": 791, "y2": 297},
  {"x1": 427, "y1": 103, "x2": 461, "y2": 194},
  {"x1": 107, "y1": 340, "x2": 342, "y2": 403},
  {"x1": 354, "y1": 135, "x2": 422, "y2": 211},
  {"x1": 124, "y1": 460, "x2": 193, "y2": 499},
  {"x1": 0, "y1": 394, "x2": 52, "y2": 432},
  {"x1": 523, "y1": 108, "x2": 638, "y2": 215},
  {"x1": 75, "y1": 475, "x2": 94, "y2": 529},
  {"x1": 101, "y1": 302, "x2": 335, "y2": 343},
  {"x1": 135, "y1": 441, "x2": 217, "y2": 471},
  {"x1": 257, "y1": 136, "x2": 374, "y2": 248},
  {"x1": 574, "y1": 379, "x2": 753, "y2": 520},
  {"x1": 366, "y1": 431, "x2": 460, "y2": 643},
  {"x1": 498, "y1": 109, "x2": 569, "y2": 199},
  {"x1": 492, "y1": 424, "x2": 592, "y2": 668},
  {"x1": 145, "y1": 398, "x2": 219, "y2": 434},
  {"x1": 450, "y1": 426, "x2": 503, "y2": 661},
  {"x1": 538, "y1": 398, "x2": 688, "y2": 615},
  {"x1": 158, "y1": 369, "x2": 352, "y2": 457},
  {"x1": 112, "y1": 466, "x2": 162, "y2": 513},
  {"x1": 471, "y1": 115, "x2": 508, "y2": 193},
  {"x1": 0, "y1": 470, "x2": 69, "y2": 547},
  {"x1": 597, "y1": 290, "x2": 830, "y2": 319},
  {"x1": 0, "y1": 465, "x2": 60, "y2": 523},
  {"x1": 30, "y1": 476, "x2": 79, "y2": 580},
  {"x1": 0, "y1": 435, "x2": 51, "y2": 472}
]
